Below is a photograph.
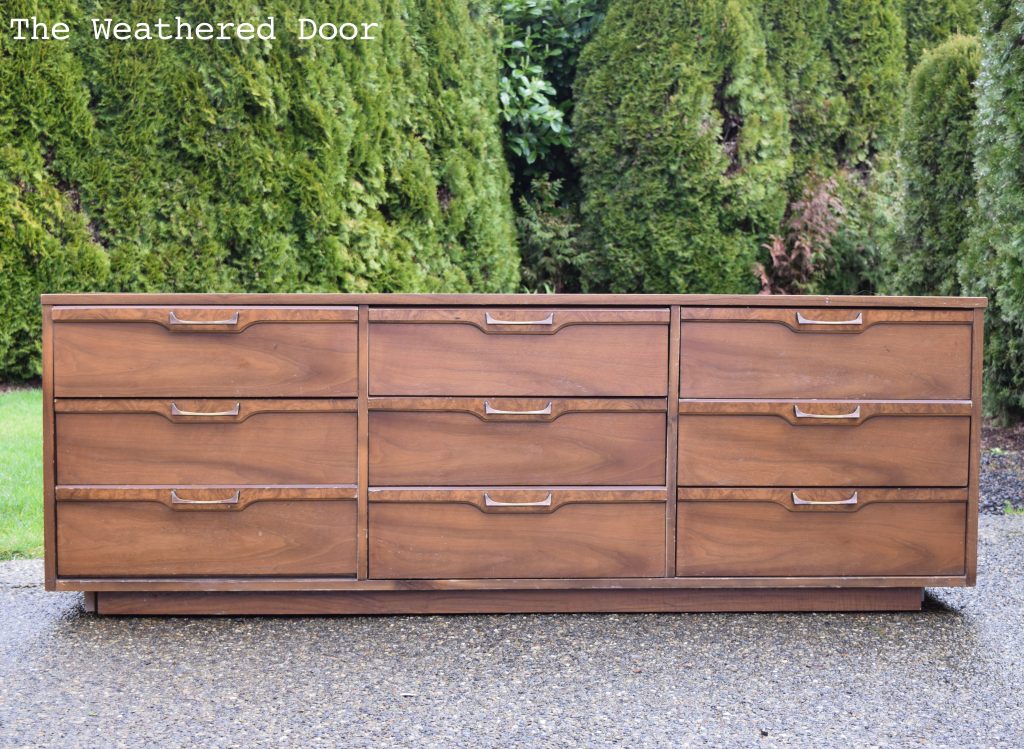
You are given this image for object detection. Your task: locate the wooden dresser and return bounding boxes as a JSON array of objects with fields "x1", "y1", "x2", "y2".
[{"x1": 40, "y1": 294, "x2": 985, "y2": 615}]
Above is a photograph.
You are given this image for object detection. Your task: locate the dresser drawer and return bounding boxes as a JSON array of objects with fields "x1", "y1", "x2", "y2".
[
  {"x1": 369, "y1": 489, "x2": 665, "y2": 579},
  {"x1": 677, "y1": 492, "x2": 966, "y2": 577},
  {"x1": 53, "y1": 306, "x2": 358, "y2": 397},
  {"x1": 369, "y1": 308, "x2": 669, "y2": 396},
  {"x1": 56, "y1": 399, "x2": 357, "y2": 485},
  {"x1": 369, "y1": 398, "x2": 666, "y2": 486},
  {"x1": 57, "y1": 489, "x2": 357, "y2": 577},
  {"x1": 680, "y1": 308, "x2": 973, "y2": 399},
  {"x1": 678, "y1": 402, "x2": 970, "y2": 487}
]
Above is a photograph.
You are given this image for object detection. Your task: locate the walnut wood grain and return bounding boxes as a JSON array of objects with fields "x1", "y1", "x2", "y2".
[
  {"x1": 369, "y1": 397, "x2": 665, "y2": 421},
  {"x1": 368, "y1": 502, "x2": 665, "y2": 579},
  {"x1": 370, "y1": 307, "x2": 669, "y2": 331},
  {"x1": 369, "y1": 410, "x2": 666, "y2": 486},
  {"x1": 680, "y1": 309, "x2": 972, "y2": 399},
  {"x1": 368, "y1": 487, "x2": 666, "y2": 513},
  {"x1": 678, "y1": 413, "x2": 970, "y2": 487},
  {"x1": 92, "y1": 587, "x2": 926, "y2": 615},
  {"x1": 54, "y1": 313, "x2": 357, "y2": 397},
  {"x1": 42, "y1": 305, "x2": 56, "y2": 590},
  {"x1": 55, "y1": 398, "x2": 356, "y2": 423},
  {"x1": 58, "y1": 500, "x2": 357, "y2": 577},
  {"x1": 677, "y1": 400, "x2": 972, "y2": 425},
  {"x1": 678, "y1": 488, "x2": 968, "y2": 511},
  {"x1": 56, "y1": 485, "x2": 359, "y2": 510},
  {"x1": 52, "y1": 305, "x2": 358, "y2": 329},
  {"x1": 967, "y1": 308, "x2": 985, "y2": 584},
  {"x1": 41, "y1": 292, "x2": 988, "y2": 308},
  {"x1": 57, "y1": 407, "x2": 357, "y2": 485},
  {"x1": 676, "y1": 501, "x2": 966, "y2": 577},
  {"x1": 680, "y1": 307, "x2": 973, "y2": 329},
  {"x1": 369, "y1": 316, "x2": 669, "y2": 396}
]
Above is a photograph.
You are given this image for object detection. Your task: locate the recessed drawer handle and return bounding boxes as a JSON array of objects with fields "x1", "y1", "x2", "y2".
[
  {"x1": 168, "y1": 311, "x2": 241, "y2": 326},
  {"x1": 483, "y1": 401, "x2": 553, "y2": 416},
  {"x1": 484, "y1": 492, "x2": 553, "y2": 507},
  {"x1": 793, "y1": 405, "x2": 861, "y2": 420},
  {"x1": 170, "y1": 490, "x2": 241, "y2": 505},
  {"x1": 792, "y1": 491, "x2": 858, "y2": 506},
  {"x1": 795, "y1": 311, "x2": 863, "y2": 326},
  {"x1": 170, "y1": 402, "x2": 241, "y2": 417},
  {"x1": 484, "y1": 312, "x2": 554, "y2": 326}
]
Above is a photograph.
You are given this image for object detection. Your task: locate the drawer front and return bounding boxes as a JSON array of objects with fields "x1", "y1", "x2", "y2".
[
  {"x1": 56, "y1": 400, "x2": 357, "y2": 485},
  {"x1": 58, "y1": 498, "x2": 357, "y2": 577},
  {"x1": 678, "y1": 408, "x2": 970, "y2": 487},
  {"x1": 677, "y1": 500, "x2": 966, "y2": 577},
  {"x1": 369, "y1": 501, "x2": 665, "y2": 579},
  {"x1": 53, "y1": 306, "x2": 358, "y2": 397},
  {"x1": 369, "y1": 308, "x2": 669, "y2": 396},
  {"x1": 369, "y1": 402, "x2": 666, "y2": 486},
  {"x1": 680, "y1": 308, "x2": 972, "y2": 399}
]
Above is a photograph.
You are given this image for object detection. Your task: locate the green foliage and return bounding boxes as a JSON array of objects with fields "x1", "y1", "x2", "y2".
[
  {"x1": 498, "y1": 0, "x2": 605, "y2": 180},
  {"x1": 516, "y1": 177, "x2": 581, "y2": 292},
  {"x1": 0, "y1": 0, "x2": 110, "y2": 380},
  {"x1": 573, "y1": 0, "x2": 791, "y2": 293},
  {"x1": 890, "y1": 35, "x2": 980, "y2": 296},
  {"x1": 965, "y1": 0, "x2": 1024, "y2": 423},
  {"x1": 830, "y1": 0, "x2": 907, "y2": 167},
  {"x1": 902, "y1": 0, "x2": 978, "y2": 68},
  {"x1": 0, "y1": 0, "x2": 517, "y2": 380}
]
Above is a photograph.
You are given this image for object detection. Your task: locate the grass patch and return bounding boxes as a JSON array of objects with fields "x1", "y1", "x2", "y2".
[
  {"x1": 1005, "y1": 502, "x2": 1024, "y2": 517},
  {"x1": 0, "y1": 389, "x2": 43, "y2": 558}
]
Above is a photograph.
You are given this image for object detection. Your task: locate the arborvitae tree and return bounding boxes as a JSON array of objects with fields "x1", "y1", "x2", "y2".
[
  {"x1": 829, "y1": 0, "x2": 907, "y2": 168},
  {"x1": 890, "y1": 35, "x2": 980, "y2": 296},
  {"x1": 964, "y1": 0, "x2": 1024, "y2": 423},
  {"x1": 903, "y1": 0, "x2": 979, "y2": 68},
  {"x1": 760, "y1": 0, "x2": 848, "y2": 178},
  {"x1": 0, "y1": 0, "x2": 111, "y2": 380},
  {"x1": 0, "y1": 0, "x2": 517, "y2": 380},
  {"x1": 573, "y1": 0, "x2": 791, "y2": 293}
]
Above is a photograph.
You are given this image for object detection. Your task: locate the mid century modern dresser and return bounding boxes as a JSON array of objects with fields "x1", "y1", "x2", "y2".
[{"x1": 40, "y1": 293, "x2": 985, "y2": 615}]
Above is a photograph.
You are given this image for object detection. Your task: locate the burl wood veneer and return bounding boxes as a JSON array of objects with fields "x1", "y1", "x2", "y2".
[{"x1": 41, "y1": 293, "x2": 985, "y2": 614}]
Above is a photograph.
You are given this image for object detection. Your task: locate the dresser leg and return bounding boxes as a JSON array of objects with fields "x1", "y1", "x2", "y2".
[
  {"x1": 91, "y1": 587, "x2": 925, "y2": 616},
  {"x1": 81, "y1": 591, "x2": 97, "y2": 613}
]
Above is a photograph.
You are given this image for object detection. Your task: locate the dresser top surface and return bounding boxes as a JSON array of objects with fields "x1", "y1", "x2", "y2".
[{"x1": 41, "y1": 293, "x2": 988, "y2": 308}]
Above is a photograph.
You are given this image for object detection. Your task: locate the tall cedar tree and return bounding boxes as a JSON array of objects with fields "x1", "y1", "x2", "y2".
[
  {"x1": 0, "y1": 0, "x2": 517, "y2": 380},
  {"x1": 891, "y1": 35, "x2": 980, "y2": 296},
  {"x1": 902, "y1": 0, "x2": 978, "y2": 68},
  {"x1": 573, "y1": 0, "x2": 791, "y2": 293},
  {"x1": 965, "y1": 0, "x2": 1024, "y2": 422}
]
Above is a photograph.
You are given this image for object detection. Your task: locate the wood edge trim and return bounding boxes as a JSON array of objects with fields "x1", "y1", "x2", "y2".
[
  {"x1": 675, "y1": 494, "x2": 969, "y2": 513},
  {"x1": 966, "y1": 308, "x2": 984, "y2": 584},
  {"x1": 357, "y1": 305, "x2": 370, "y2": 580},
  {"x1": 56, "y1": 577, "x2": 965, "y2": 592},
  {"x1": 54, "y1": 398, "x2": 359, "y2": 421},
  {"x1": 367, "y1": 495, "x2": 666, "y2": 514},
  {"x1": 42, "y1": 304, "x2": 56, "y2": 590},
  {"x1": 55, "y1": 486, "x2": 360, "y2": 509},
  {"x1": 676, "y1": 400, "x2": 973, "y2": 425},
  {"x1": 52, "y1": 306, "x2": 359, "y2": 330},
  {"x1": 90, "y1": 587, "x2": 926, "y2": 615},
  {"x1": 679, "y1": 309, "x2": 975, "y2": 328},
  {"x1": 665, "y1": 305, "x2": 681, "y2": 576},
  {"x1": 368, "y1": 308, "x2": 671, "y2": 333},
  {"x1": 368, "y1": 397, "x2": 667, "y2": 420}
]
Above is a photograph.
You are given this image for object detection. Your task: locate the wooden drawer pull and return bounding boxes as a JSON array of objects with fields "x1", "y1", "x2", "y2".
[
  {"x1": 793, "y1": 405, "x2": 861, "y2": 420},
  {"x1": 795, "y1": 311, "x2": 863, "y2": 326},
  {"x1": 484, "y1": 312, "x2": 554, "y2": 326},
  {"x1": 168, "y1": 311, "x2": 240, "y2": 327},
  {"x1": 483, "y1": 401, "x2": 553, "y2": 416},
  {"x1": 484, "y1": 492, "x2": 553, "y2": 507},
  {"x1": 170, "y1": 402, "x2": 241, "y2": 417},
  {"x1": 792, "y1": 491, "x2": 858, "y2": 506},
  {"x1": 170, "y1": 489, "x2": 240, "y2": 506}
]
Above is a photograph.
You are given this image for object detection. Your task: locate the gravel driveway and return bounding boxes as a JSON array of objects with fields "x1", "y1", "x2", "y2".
[{"x1": 1, "y1": 514, "x2": 1022, "y2": 748}]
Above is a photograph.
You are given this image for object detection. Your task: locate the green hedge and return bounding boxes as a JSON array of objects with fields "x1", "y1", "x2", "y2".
[
  {"x1": 573, "y1": 0, "x2": 791, "y2": 293},
  {"x1": 0, "y1": 0, "x2": 516, "y2": 380},
  {"x1": 965, "y1": 0, "x2": 1024, "y2": 423},
  {"x1": 890, "y1": 35, "x2": 980, "y2": 296},
  {"x1": 902, "y1": 0, "x2": 978, "y2": 68}
]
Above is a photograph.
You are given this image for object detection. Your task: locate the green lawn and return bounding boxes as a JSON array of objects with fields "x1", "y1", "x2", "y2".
[{"x1": 0, "y1": 389, "x2": 43, "y2": 558}]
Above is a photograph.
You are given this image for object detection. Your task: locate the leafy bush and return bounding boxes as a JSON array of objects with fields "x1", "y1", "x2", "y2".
[
  {"x1": 965, "y1": 0, "x2": 1024, "y2": 423},
  {"x1": 0, "y1": 0, "x2": 517, "y2": 380},
  {"x1": 890, "y1": 35, "x2": 980, "y2": 296},
  {"x1": 573, "y1": 0, "x2": 791, "y2": 293},
  {"x1": 515, "y1": 177, "x2": 581, "y2": 292}
]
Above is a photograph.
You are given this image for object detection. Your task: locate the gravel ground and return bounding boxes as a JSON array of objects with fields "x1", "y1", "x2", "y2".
[
  {"x1": 1, "y1": 515, "x2": 1022, "y2": 748},
  {"x1": 981, "y1": 449, "x2": 1024, "y2": 514}
]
